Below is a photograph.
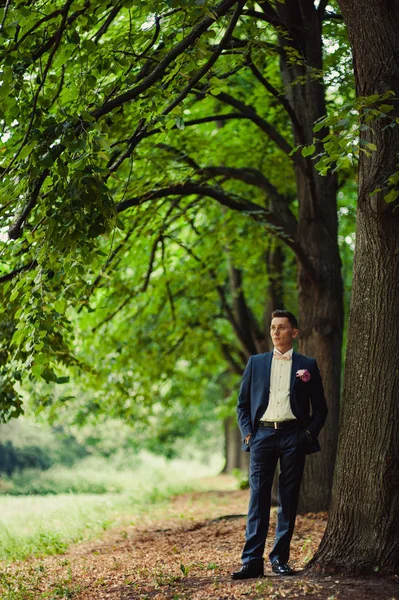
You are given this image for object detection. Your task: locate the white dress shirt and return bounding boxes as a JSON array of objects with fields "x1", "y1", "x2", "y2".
[{"x1": 260, "y1": 347, "x2": 296, "y2": 422}]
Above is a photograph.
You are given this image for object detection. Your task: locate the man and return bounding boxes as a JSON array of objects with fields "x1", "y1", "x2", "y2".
[{"x1": 232, "y1": 309, "x2": 327, "y2": 579}]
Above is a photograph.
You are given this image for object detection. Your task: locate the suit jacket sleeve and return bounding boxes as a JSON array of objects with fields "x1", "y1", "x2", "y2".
[
  {"x1": 236, "y1": 356, "x2": 253, "y2": 442},
  {"x1": 307, "y1": 359, "x2": 328, "y2": 438}
]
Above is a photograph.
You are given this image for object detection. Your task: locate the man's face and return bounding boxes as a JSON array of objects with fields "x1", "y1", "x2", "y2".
[{"x1": 270, "y1": 317, "x2": 298, "y2": 351}]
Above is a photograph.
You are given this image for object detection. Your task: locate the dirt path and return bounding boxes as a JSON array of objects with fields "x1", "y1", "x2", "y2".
[{"x1": 2, "y1": 480, "x2": 398, "y2": 599}]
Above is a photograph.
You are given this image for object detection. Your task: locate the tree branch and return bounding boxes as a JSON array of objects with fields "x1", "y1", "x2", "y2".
[
  {"x1": 258, "y1": 1, "x2": 285, "y2": 27},
  {"x1": 242, "y1": 7, "x2": 283, "y2": 27},
  {"x1": 0, "y1": 260, "x2": 37, "y2": 284},
  {"x1": 217, "y1": 335, "x2": 246, "y2": 374},
  {"x1": 117, "y1": 183, "x2": 288, "y2": 234},
  {"x1": 156, "y1": 143, "x2": 200, "y2": 171},
  {"x1": 318, "y1": 0, "x2": 329, "y2": 15},
  {"x1": 142, "y1": 234, "x2": 161, "y2": 293},
  {"x1": 100, "y1": 0, "x2": 245, "y2": 172},
  {"x1": 31, "y1": 1, "x2": 91, "y2": 62},
  {"x1": 214, "y1": 91, "x2": 297, "y2": 163},
  {"x1": 93, "y1": 3, "x2": 122, "y2": 44},
  {"x1": 200, "y1": 165, "x2": 287, "y2": 200},
  {"x1": 160, "y1": 235, "x2": 175, "y2": 322},
  {"x1": 215, "y1": 280, "x2": 259, "y2": 357},
  {"x1": 90, "y1": 0, "x2": 240, "y2": 120},
  {"x1": 138, "y1": 15, "x2": 161, "y2": 57},
  {"x1": 4, "y1": 0, "x2": 75, "y2": 179},
  {"x1": 50, "y1": 65, "x2": 66, "y2": 107},
  {"x1": 134, "y1": 113, "x2": 248, "y2": 142},
  {"x1": 227, "y1": 261, "x2": 262, "y2": 355},
  {"x1": 0, "y1": 0, "x2": 11, "y2": 31},
  {"x1": 5, "y1": 3, "x2": 241, "y2": 234},
  {"x1": 108, "y1": 118, "x2": 146, "y2": 173},
  {"x1": 199, "y1": 165, "x2": 298, "y2": 236},
  {"x1": 92, "y1": 295, "x2": 132, "y2": 333},
  {"x1": 185, "y1": 112, "x2": 246, "y2": 126},
  {"x1": 12, "y1": 7, "x2": 64, "y2": 48},
  {"x1": 8, "y1": 170, "x2": 49, "y2": 239},
  {"x1": 159, "y1": 0, "x2": 246, "y2": 118},
  {"x1": 79, "y1": 224, "x2": 137, "y2": 310},
  {"x1": 245, "y1": 55, "x2": 306, "y2": 145},
  {"x1": 92, "y1": 294, "x2": 149, "y2": 334},
  {"x1": 118, "y1": 183, "x2": 319, "y2": 284},
  {"x1": 163, "y1": 233, "x2": 256, "y2": 356},
  {"x1": 88, "y1": 0, "x2": 242, "y2": 173},
  {"x1": 322, "y1": 10, "x2": 344, "y2": 21},
  {"x1": 138, "y1": 197, "x2": 183, "y2": 295}
]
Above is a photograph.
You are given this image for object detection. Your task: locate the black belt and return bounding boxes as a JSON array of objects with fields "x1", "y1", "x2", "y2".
[{"x1": 258, "y1": 419, "x2": 299, "y2": 430}]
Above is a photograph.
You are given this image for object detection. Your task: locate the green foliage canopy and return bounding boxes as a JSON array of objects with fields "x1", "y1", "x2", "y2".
[{"x1": 0, "y1": 0, "x2": 355, "y2": 422}]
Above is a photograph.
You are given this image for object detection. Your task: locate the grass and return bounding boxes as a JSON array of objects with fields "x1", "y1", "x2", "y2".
[
  {"x1": 0, "y1": 472, "x2": 238, "y2": 600},
  {"x1": 0, "y1": 452, "x2": 223, "y2": 562},
  {"x1": 0, "y1": 564, "x2": 82, "y2": 600}
]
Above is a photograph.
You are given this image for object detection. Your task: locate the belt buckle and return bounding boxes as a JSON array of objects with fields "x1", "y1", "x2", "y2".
[{"x1": 274, "y1": 422, "x2": 278, "y2": 429}]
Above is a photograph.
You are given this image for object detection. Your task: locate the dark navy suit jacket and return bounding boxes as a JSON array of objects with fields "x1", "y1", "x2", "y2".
[{"x1": 237, "y1": 351, "x2": 328, "y2": 455}]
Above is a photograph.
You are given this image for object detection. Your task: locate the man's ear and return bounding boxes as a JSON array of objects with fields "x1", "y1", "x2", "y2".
[{"x1": 292, "y1": 328, "x2": 299, "y2": 339}]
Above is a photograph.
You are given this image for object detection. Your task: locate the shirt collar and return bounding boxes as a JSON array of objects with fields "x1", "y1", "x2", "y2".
[{"x1": 273, "y1": 347, "x2": 293, "y2": 359}]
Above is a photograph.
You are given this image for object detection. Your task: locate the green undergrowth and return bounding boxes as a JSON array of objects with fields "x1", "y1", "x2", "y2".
[
  {"x1": 0, "y1": 564, "x2": 82, "y2": 600},
  {"x1": 0, "y1": 454, "x2": 222, "y2": 563}
]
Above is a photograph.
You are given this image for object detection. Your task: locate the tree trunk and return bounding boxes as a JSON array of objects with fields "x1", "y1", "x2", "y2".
[
  {"x1": 223, "y1": 416, "x2": 249, "y2": 473},
  {"x1": 310, "y1": 0, "x2": 399, "y2": 574},
  {"x1": 296, "y1": 166, "x2": 343, "y2": 513},
  {"x1": 276, "y1": 0, "x2": 343, "y2": 512},
  {"x1": 264, "y1": 240, "x2": 285, "y2": 335}
]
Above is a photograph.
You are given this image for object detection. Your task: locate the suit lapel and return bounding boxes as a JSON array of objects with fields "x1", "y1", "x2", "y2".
[
  {"x1": 290, "y1": 351, "x2": 302, "y2": 395},
  {"x1": 265, "y1": 351, "x2": 273, "y2": 391},
  {"x1": 254, "y1": 353, "x2": 273, "y2": 426}
]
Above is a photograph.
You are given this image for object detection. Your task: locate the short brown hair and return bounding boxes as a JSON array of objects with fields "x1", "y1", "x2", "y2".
[{"x1": 271, "y1": 309, "x2": 298, "y2": 330}]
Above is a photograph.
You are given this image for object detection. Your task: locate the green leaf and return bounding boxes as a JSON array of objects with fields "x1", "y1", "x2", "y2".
[
  {"x1": 96, "y1": 137, "x2": 111, "y2": 151},
  {"x1": 384, "y1": 188, "x2": 399, "y2": 203},
  {"x1": 54, "y1": 299, "x2": 67, "y2": 314},
  {"x1": 379, "y1": 104, "x2": 394, "y2": 114},
  {"x1": 302, "y1": 144, "x2": 315, "y2": 157},
  {"x1": 10, "y1": 289, "x2": 19, "y2": 302},
  {"x1": 39, "y1": 151, "x2": 56, "y2": 167},
  {"x1": 289, "y1": 144, "x2": 302, "y2": 156},
  {"x1": 313, "y1": 118, "x2": 327, "y2": 132},
  {"x1": 35, "y1": 353, "x2": 48, "y2": 366},
  {"x1": 31, "y1": 364, "x2": 45, "y2": 378},
  {"x1": 19, "y1": 142, "x2": 37, "y2": 160},
  {"x1": 0, "y1": 82, "x2": 11, "y2": 99}
]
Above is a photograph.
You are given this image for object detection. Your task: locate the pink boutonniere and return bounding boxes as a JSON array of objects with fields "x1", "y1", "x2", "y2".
[{"x1": 296, "y1": 369, "x2": 311, "y2": 382}]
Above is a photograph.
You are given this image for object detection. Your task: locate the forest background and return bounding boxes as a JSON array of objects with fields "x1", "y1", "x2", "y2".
[{"x1": 0, "y1": 0, "x2": 398, "y2": 581}]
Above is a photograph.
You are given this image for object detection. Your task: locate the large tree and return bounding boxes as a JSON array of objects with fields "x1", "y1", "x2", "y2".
[
  {"x1": 310, "y1": 0, "x2": 399, "y2": 574},
  {"x1": 0, "y1": 0, "x2": 353, "y2": 510}
]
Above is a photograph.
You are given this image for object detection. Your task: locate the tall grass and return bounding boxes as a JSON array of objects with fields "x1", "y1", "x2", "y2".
[{"x1": 0, "y1": 452, "x2": 223, "y2": 562}]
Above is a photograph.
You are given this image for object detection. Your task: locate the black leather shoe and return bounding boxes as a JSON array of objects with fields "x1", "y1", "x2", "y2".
[
  {"x1": 271, "y1": 559, "x2": 294, "y2": 576},
  {"x1": 231, "y1": 560, "x2": 264, "y2": 580}
]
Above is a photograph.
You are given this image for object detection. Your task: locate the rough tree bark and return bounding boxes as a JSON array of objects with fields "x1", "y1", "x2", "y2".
[
  {"x1": 223, "y1": 415, "x2": 250, "y2": 472},
  {"x1": 310, "y1": 0, "x2": 399, "y2": 574},
  {"x1": 275, "y1": 0, "x2": 343, "y2": 512}
]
